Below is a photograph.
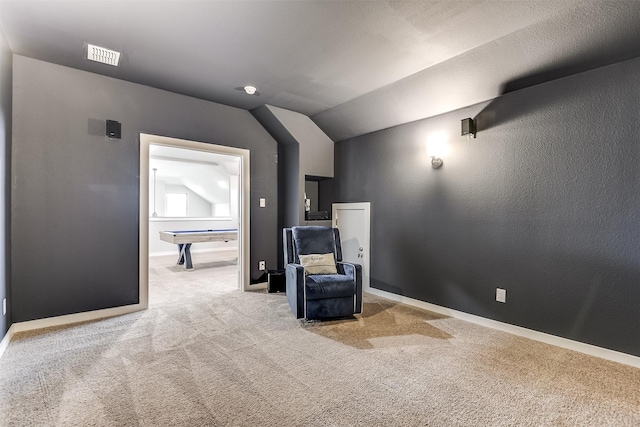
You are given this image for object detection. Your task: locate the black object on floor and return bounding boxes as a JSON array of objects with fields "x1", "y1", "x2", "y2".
[{"x1": 268, "y1": 270, "x2": 286, "y2": 293}]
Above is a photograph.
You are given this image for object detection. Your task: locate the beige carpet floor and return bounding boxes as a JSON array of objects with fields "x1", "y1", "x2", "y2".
[{"x1": 1, "y1": 251, "x2": 639, "y2": 426}]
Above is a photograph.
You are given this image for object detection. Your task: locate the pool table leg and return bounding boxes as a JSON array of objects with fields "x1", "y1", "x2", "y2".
[{"x1": 177, "y1": 243, "x2": 194, "y2": 270}]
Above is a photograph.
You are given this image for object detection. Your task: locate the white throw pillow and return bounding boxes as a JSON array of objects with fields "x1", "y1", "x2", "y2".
[{"x1": 299, "y1": 253, "x2": 337, "y2": 275}]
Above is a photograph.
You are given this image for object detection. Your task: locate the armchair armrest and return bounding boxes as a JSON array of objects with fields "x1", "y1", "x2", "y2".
[
  {"x1": 337, "y1": 262, "x2": 363, "y2": 314},
  {"x1": 337, "y1": 261, "x2": 361, "y2": 278},
  {"x1": 285, "y1": 263, "x2": 305, "y2": 318}
]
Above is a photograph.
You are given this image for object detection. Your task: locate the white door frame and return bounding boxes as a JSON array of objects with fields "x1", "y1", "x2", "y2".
[
  {"x1": 332, "y1": 202, "x2": 371, "y2": 292},
  {"x1": 139, "y1": 133, "x2": 251, "y2": 306}
]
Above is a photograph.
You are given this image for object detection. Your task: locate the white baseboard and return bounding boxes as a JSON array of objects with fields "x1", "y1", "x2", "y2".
[
  {"x1": 10, "y1": 303, "x2": 146, "y2": 335},
  {"x1": 0, "y1": 323, "x2": 16, "y2": 359},
  {"x1": 0, "y1": 282, "x2": 269, "y2": 360},
  {"x1": 6, "y1": 286, "x2": 635, "y2": 369},
  {"x1": 366, "y1": 287, "x2": 640, "y2": 369},
  {"x1": 0, "y1": 302, "x2": 147, "y2": 362},
  {"x1": 250, "y1": 281, "x2": 267, "y2": 290}
]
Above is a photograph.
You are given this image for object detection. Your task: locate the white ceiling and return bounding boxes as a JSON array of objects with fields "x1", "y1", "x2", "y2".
[
  {"x1": 149, "y1": 144, "x2": 238, "y2": 205},
  {"x1": 3, "y1": 1, "x2": 640, "y2": 141}
]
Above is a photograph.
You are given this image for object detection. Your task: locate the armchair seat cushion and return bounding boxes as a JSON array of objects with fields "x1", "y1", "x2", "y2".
[{"x1": 306, "y1": 274, "x2": 355, "y2": 300}]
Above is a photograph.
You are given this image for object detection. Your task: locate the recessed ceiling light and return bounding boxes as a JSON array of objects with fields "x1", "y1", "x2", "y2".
[
  {"x1": 244, "y1": 85, "x2": 257, "y2": 95},
  {"x1": 86, "y1": 43, "x2": 121, "y2": 66}
]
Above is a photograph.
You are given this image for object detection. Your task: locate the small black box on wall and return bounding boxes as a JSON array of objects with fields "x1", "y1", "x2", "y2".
[
  {"x1": 461, "y1": 117, "x2": 476, "y2": 138},
  {"x1": 268, "y1": 270, "x2": 286, "y2": 293},
  {"x1": 106, "y1": 120, "x2": 121, "y2": 139}
]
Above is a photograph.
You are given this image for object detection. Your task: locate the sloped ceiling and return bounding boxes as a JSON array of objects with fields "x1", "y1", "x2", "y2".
[
  {"x1": 149, "y1": 144, "x2": 238, "y2": 205},
  {"x1": 3, "y1": 1, "x2": 640, "y2": 141}
]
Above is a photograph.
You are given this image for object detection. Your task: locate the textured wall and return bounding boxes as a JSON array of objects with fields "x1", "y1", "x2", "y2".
[
  {"x1": 12, "y1": 56, "x2": 277, "y2": 322},
  {"x1": 313, "y1": 1, "x2": 640, "y2": 142},
  {"x1": 254, "y1": 105, "x2": 334, "y2": 227},
  {"x1": 265, "y1": 106, "x2": 334, "y2": 179},
  {"x1": 0, "y1": 32, "x2": 11, "y2": 337},
  {"x1": 335, "y1": 57, "x2": 640, "y2": 357}
]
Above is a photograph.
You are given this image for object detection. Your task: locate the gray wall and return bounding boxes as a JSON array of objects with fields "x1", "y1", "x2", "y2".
[
  {"x1": 12, "y1": 56, "x2": 277, "y2": 322},
  {"x1": 252, "y1": 105, "x2": 299, "y2": 269},
  {"x1": 267, "y1": 105, "x2": 333, "y2": 226},
  {"x1": 0, "y1": 32, "x2": 11, "y2": 337},
  {"x1": 335, "y1": 56, "x2": 640, "y2": 357}
]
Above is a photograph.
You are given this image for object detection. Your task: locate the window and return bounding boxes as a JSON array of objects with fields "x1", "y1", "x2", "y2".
[{"x1": 165, "y1": 193, "x2": 188, "y2": 217}]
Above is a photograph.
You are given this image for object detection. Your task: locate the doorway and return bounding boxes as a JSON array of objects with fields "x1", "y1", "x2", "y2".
[
  {"x1": 139, "y1": 134, "x2": 251, "y2": 309},
  {"x1": 332, "y1": 202, "x2": 371, "y2": 291}
]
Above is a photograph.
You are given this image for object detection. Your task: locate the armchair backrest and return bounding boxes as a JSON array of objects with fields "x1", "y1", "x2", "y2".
[{"x1": 283, "y1": 226, "x2": 343, "y2": 264}]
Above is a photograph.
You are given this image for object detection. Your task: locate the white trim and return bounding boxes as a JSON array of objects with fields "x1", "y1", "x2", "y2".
[
  {"x1": 0, "y1": 324, "x2": 16, "y2": 359},
  {"x1": 4, "y1": 287, "x2": 635, "y2": 368},
  {"x1": 0, "y1": 303, "x2": 146, "y2": 360},
  {"x1": 11, "y1": 304, "x2": 146, "y2": 333},
  {"x1": 366, "y1": 287, "x2": 640, "y2": 369},
  {"x1": 140, "y1": 134, "x2": 254, "y2": 292},
  {"x1": 140, "y1": 137, "x2": 151, "y2": 307}
]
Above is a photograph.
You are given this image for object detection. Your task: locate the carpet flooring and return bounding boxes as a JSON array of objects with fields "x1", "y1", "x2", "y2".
[{"x1": 0, "y1": 251, "x2": 639, "y2": 426}]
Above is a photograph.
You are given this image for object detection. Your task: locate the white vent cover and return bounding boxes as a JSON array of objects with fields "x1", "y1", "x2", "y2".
[{"x1": 87, "y1": 43, "x2": 121, "y2": 66}]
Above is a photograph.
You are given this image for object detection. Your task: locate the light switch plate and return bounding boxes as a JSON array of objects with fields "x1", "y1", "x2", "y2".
[{"x1": 259, "y1": 198, "x2": 266, "y2": 208}]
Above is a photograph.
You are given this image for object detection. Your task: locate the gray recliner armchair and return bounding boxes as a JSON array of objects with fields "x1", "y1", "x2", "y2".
[{"x1": 283, "y1": 226, "x2": 363, "y2": 320}]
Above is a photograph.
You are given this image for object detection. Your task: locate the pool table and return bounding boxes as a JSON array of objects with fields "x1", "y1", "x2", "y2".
[{"x1": 159, "y1": 229, "x2": 238, "y2": 270}]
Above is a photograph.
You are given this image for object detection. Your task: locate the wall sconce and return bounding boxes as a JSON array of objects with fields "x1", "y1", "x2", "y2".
[
  {"x1": 461, "y1": 118, "x2": 476, "y2": 138},
  {"x1": 427, "y1": 132, "x2": 448, "y2": 169},
  {"x1": 430, "y1": 156, "x2": 443, "y2": 169}
]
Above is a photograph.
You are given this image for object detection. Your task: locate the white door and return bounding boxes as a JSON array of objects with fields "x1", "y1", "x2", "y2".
[{"x1": 332, "y1": 202, "x2": 370, "y2": 291}]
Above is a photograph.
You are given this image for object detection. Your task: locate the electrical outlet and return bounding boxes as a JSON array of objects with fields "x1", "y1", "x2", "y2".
[
  {"x1": 2, "y1": 298, "x2": 5, "y2": 315},
  {"x1": 259, "y1": 261, "x2": 266, "y2": 271},
  {"x1": 259, "y1": 198, "x2": 266, "y2": 208},
  {"x1": 496, "y1": 288, "x2": 506, "y2": 303}
]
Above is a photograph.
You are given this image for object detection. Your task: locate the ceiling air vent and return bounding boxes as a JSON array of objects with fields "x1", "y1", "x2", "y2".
[{"x1": 87, "y1": 43, "x2": 121, "y2": 66}]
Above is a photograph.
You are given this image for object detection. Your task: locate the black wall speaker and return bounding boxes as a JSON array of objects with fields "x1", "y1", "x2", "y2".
[
  {"x1": 461, "y1": 118, "x2": 476, "y2": 138},
  {"x1": 106, "y1": 120, "x2": 121, "y2": 139}
]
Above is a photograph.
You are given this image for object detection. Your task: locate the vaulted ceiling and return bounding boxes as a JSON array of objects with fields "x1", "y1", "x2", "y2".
[
  {"x1": 149, "y1": 144, "x2": 238, "y2": 207},
  {"x1": 3, "y1": 1, "x2": 640, "y2": 141}
]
